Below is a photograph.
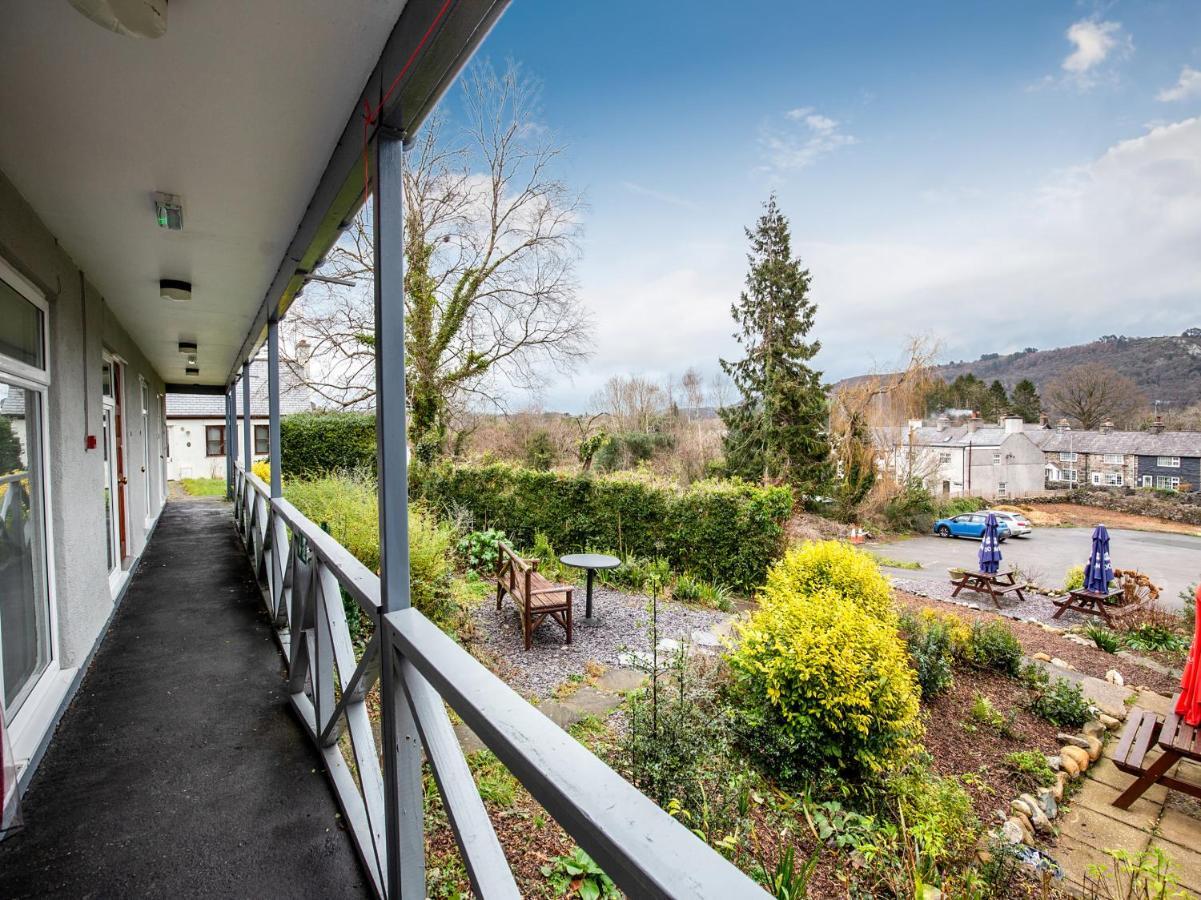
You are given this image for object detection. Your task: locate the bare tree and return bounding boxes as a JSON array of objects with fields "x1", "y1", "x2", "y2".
[
  {"x1": 285, "y1": 60, "x2": 592, "y2": 454},
  {"x1": 593, "y1": 375, "x2": 667, "y2": 433},
  {"x1": 1046, "y1": 363, "x2": 1146, "y2": 430}
]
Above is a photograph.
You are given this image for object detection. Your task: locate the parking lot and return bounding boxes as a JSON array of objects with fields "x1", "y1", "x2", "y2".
[{"x1": 877, "y1": 525, "x2": 1201, "y2": 611}]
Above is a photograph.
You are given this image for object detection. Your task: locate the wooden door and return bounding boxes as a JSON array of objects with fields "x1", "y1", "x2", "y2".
[{"x1": 113, "y1": 362, "x2": 128, "y2": 561}]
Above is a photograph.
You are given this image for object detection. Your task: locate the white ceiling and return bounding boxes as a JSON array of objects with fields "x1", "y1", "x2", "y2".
[{"x1": 0, "y1": 0, "x2": 405, "y2": 384}]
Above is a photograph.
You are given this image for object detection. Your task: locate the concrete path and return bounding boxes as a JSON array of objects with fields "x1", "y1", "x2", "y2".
[{"x1": 0, "y1": 500, "x2": 369, "y2": 898}]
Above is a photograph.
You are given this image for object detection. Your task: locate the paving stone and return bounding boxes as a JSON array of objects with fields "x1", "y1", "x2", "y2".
[
  {"x1": 1028, "y1": 659, "x2": 1135, "y2": 715},
  {"x1": 1136, "y1": 689, "x2": 1175, "y2": 717},
  {"x1": 1154, "y1": 808, "x2": 1201, "y2": 854},
  {"x1": 592, "y1": 668, "x2": 645, "y2": 694},
  {"x1": 1065, "y1": 777, "x2": 1161, "y2": 834},
  {"x1": 1055, "y1": 834, "x2": 1151, "y2": 892},
  {"x1": 559, "y1": 686, "x2": 622, "y2": 719},
  {"x1": 1087, "y1": 756, "x2": 1169, "y2": 804},
  {"x1": 453, "y1": 722, "x2": 486, "y2": 755}
]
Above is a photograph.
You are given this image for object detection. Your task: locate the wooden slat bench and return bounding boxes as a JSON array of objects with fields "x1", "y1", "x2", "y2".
[
  {"x1": 1112, "y1": 696, "x2": 1201, "y2": 809},
  {"x1": 495, "y1": 542, "x2": 573, "y2": 651}
]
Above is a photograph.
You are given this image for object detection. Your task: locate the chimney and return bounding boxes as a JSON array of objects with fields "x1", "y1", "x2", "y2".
[
  {"x1": 1003, "y1": 415, "x2": 1023, "y2": 435},
  {"x1": 295, "y1": 339, "x2": 313, "y2": 380},
  {"x1": 966, "y1": 413, "x2": 980, "y2": 434},
  {"x1": 936, "y1": 415, "x2": 950, "y2": 432},
  {"x1": 1150, "y1": 416, "x2": 1165, "y2": 435},
  {"x1": 1056, "y1": 418, "x2": 1071, "y2": 433},
  {"x1": 1100, "y1": 420, "x2": 1114, "y2": 434},
  {"x1": 1038, "y1": 413, "x2": 1049, "y2": 428},
  {"x1": 907, "y1": 418, "x2": 923, "y2": 432}
]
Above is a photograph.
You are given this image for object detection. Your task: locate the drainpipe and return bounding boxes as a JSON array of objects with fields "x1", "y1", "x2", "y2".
[{"x1": 966, "y1": 440, "x2": 972, "y2": 494}]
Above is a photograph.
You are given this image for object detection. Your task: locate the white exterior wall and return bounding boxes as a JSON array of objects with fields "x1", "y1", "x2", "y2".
[
  {"x1": 892, "y1": 432, "x2": 1048, "y2": 499},
  {"x1": 167, "y1": 416, "x2": 268, "y2": 480},
  {"x1": 0, "y1": 170, "x2": 166, "y2": 778}
]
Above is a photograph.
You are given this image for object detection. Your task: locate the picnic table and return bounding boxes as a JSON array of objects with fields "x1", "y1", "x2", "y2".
[
  {"x1": 559, "y1": 553, "x2": 620, "y2": 627},
  {"x1": 1051, "y1": 587, "x2": 1126, "y2": 626},
  {"x1": 1112, "y1": 694, "x2": 1201, "y2": 809},
  {"x1": 949, "y1": 569, "x2": 1027, "y2": 608}
]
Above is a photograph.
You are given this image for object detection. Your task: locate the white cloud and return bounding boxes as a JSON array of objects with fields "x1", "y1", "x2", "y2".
[
  {"x1": 1058, "y1": 18, "x2": 1132, "y2": 89},
  {"x1": 759, "y1": 108, "x2": 857, "y2": 173},
  {"x1": 620, "y1": 181, "x2": 700, "y2": 212},
  {"x1": 1158, "y1": 66, "x2": 1201, "y2": 102}
]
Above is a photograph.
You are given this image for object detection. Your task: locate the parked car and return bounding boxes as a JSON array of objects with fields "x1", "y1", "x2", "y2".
[
  {"x1": 933, "y1": 513, "x2": 1011, "y2": 541},
  {"x1": 986, "y1": 509, "x2": 1033, "y2": 538}
]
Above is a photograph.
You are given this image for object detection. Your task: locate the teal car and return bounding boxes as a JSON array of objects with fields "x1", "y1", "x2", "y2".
[{"x1": 933, "y1": 513, "x2": 1011, "y2": 541}]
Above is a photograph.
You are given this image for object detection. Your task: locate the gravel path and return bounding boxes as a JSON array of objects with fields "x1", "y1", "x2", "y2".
[
  {"x1": 890, "y1": 575, "x2": 1097, "y2": 627},
  {"x1": 472, "y1": 586, "x2": 731, "y2": 698}
]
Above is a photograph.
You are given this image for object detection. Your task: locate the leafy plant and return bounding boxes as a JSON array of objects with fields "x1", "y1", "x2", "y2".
[
  {"x1": 808, "y1": 800, "x2": 880, "y2": 851},
  {"x1": 672, "y1": 574, "x2": 734, "y2": 610},
  {"x1": 1023, "y1": 664, "x2": 1093, "y2": 728},
  {"x1": 963, "y1": 619, "x2": 1023, "y2": 676},
  {"x1": 1064, "y1": 564, "x2": 1086, "y2": 593},
  {"x1": 898, "y1": 610, "x2": 956, "y2": 698},
  {"x1": 1122, "y1": 624, "x2": 1187, "y2": 654},
  {"x1": 764, "y1": 540, "x2": 894, "y2": 619},
  {"x1": 967, "y1": 693, "x2": 1016, "y2": 738},
  {"x1": 456, "y1": 527, "x2": 506, "y2": 575},
  {"x1": 1085, "y1": 624, "x2": 1123, "y2": 654},
  {"x1": 1083, "y1": 845, "x2": 1189, "y2": 899},
  {"x1": 541, "y1": 847, "x2": 619, "y2": 899},
  {"x1": 755, "y1": 845, "x2": 818, "y2": 900},
  {"x1": 883, "y1": 479, "x2": 937, "y2": 532},
  {"x1": 1005, "y1": 750, "x2": 1058, "y2": 789},
  {"x1": 886, "y1": 766, "x2": 979, "y2": 869}
]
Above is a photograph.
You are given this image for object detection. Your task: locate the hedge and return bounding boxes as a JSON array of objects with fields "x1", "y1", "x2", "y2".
[
  {"x1": 280, "y1": 412, "x2": 376, "y2": 476},
  {"x1": 411, "y1": 463, "x2": 794, "y2": 592}
]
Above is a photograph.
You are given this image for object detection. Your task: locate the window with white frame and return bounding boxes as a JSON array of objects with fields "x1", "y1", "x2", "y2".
[
  {"x1": 992, "y1": 451, "x2": 1001, "y2": 465},
  {"x1": 1155, "y1": 475, "x2": 1181, "y2": 491},
  {"x1": 1107, "y1": 473, "x2": 1123, "y2": 486},
  {"x1": 1103, "y1": 454, "x2": 1123, "y2": 464},
  {"x1": 1157, "y1": 456, "x2": 1181, "y2": 468},
  {"x1": 254, "y1": 424, "x2": 269, "y2": 455},
  {"x1": 938, "y1": 451, "x2": 952, "y2": 464},
  {"x1": 1060, "y1": 451, "x2": 1077, "y2": 462},
  {"x1": 1065, "y1": 469, "x2": 1078, "y2": 483},
  {"x1": 0, "y1": 258, "x2": 53, "y2": 720},
  {"x1": 997, "y1": 481, "x2": 1007, "y2": 495},
  {"x1": 1142, "y1": 475, "x2": 1153, "y2": 488},
  {"x1": 1091, "y1": 472, "x2": 1103, "y2": 485}
]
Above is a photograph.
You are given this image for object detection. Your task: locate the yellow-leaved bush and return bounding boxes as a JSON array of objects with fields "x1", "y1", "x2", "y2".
[
  {"x1": 763, "y1": 539, "x2": 893, "y2": 619},
  {"x1": 251, "y1": 459, "x2": 271, "y2": 483},
  {"x1": 726, "y1": 541, "x2": 921, "y2": 782}
]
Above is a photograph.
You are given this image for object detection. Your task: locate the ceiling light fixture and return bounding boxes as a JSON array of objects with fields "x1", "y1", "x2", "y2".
[
  {"x1": 177, "y1": 340, "x2": 197, "y2": 354},
  {"x1": 153, "y1": 192, "x2": 184, "y2": 230},
  {"x1": 70, "y1": 0, "x2": 168, "y2": 39},
  {"x1": 185, "y1": 367, "x2": 200, "y2": 377},
  {"x1": 161, "y1": 279, "x2": 192, "y2": 302}
]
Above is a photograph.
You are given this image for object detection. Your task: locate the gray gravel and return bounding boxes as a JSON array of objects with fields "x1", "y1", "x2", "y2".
[
  {"x1": 472, "y1": 585, "x2": 731, "y2": 698},
  {"x1": 890, "y1": 575, "x2": 1096, "y2": 627}
]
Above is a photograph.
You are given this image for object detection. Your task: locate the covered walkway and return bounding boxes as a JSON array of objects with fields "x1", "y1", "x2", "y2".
[{"x1": 0, "y1": 499, "x2": 368, "y2": 898}]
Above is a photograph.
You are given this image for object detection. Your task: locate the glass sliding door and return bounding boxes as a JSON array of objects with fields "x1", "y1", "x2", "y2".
[{"x1": 0, "y1": 261, "x2": 52, "y2": 722}]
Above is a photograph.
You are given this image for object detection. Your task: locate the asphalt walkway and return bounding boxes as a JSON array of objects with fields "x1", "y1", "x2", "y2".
[{"x1": 0, "y1": 499, "x2": 369, "y2": 898}]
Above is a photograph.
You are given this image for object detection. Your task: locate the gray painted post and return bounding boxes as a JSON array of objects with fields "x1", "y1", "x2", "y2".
[
  {"x1": 242, "y1": 361, "x2": 252, "y2": 472},
  {"x1": 267, "y1": 319, "x2": 283, "y2": 497},
  {"x1": 373, "y1": 124, "x2": 423, "y2": 899},
  {"x1": 225, "y1": 386, "x2": 236, "y2": 498}
]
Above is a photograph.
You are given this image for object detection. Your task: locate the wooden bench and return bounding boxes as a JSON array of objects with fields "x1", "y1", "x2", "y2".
[
  {"x1": 949, "y1": 569, "x2": 1028, "y2": 608},
  {"x1": 495, "y1": 542, "x2": 573, "y2": 650},
  {"x1": 1112, "y1": 697, "x2": 1201, "y2": 809},
  {"x1": 1052, "y1": 587, "x2": 1127, "y2": 626}
]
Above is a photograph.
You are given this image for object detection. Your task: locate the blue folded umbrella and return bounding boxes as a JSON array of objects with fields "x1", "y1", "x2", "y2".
[
  {"x1": 978, "y1": 512, "x2": 1003, "y2": 574},
  {"x1": 1084, "y1": 524, "x2": 1114, "y2": 593}
]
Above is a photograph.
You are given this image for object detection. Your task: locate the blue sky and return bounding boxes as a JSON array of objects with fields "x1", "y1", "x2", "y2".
[{"x1": 461, "y1": 1, "x2": 1201, "y2": 411}]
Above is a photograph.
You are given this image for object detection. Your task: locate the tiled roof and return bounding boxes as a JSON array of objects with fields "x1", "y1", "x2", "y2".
[
  {"x1": 166, "y1": 358, "x2": 311, "y2": 418},
  {"x1": 1035, "y1": 430, "x2": 1201, "y2": 457},
  {"x1": 882, "y1": 424, "x2": 1031, "y2": 448}
]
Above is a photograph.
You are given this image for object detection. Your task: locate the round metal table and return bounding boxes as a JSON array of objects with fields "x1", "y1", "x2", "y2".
[{"x1": 559, "y1": 553, "x2": 621, "y2": 626}]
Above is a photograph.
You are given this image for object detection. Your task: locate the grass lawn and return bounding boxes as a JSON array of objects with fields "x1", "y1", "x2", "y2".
[{"x1": 180, "y1": 477, "x2": 225, "y2": 497}]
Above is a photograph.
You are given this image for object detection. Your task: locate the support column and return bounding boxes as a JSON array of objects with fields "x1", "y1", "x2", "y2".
[
  {"x1": 268, "y1": 319, "x2": 282, "y2": 497},
  {"x1": 225, "y1": 386, "x2": 236, "y2": 497},
  {"x1": 373, "y1": 124, "x2": 422, "y2": 899},
  {"x1": 242, "y1": 361, "x2": 252, "y2": 474}
]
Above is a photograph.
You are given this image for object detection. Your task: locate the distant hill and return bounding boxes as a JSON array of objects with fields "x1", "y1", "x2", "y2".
[{"x1": 925, "y1": 330, "x2": 1201, "y2": 407}]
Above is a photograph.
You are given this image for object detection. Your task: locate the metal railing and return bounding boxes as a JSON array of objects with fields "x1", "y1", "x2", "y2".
[{"x1": 232, "y1": 464, "x2": 764, "y2": 898}]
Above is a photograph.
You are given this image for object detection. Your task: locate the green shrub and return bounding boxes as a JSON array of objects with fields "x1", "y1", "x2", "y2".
[
  {"x1": 671, "y1": 574, "x2": 734, "y2": 610},
  {"x1": 883, "y1": 480, "x2": 937, "y2": 532},
  {"x1": 599, "y1": 554, "x2": 670, "y2": 593},
  {"x1": 594, "y1": 430, "x2": 675, "y2": 472},
  {"x1": 1063, "y1": 564, "x2": 1085, "y2": 593},
  {"x1": 280, "y1": 412, "x2": 376, "y2": 476},
  {"x1": 898, "y1": 610, "x2": 956, "y2": 698},
  {"x1": 727, "y1": 580, "x2": 921, "y2": 782},
  {"x1": 1021, "y1": 664, "x2": 1092, "y2": 728},
  {"x1": 765, "y1": 541, "x2": 894, "y2": 619},
  {"x1": 412, "y1": 462, "x2": 793, "y2": 592},
  {"x1": 1004, "y1": 750, "x2": 1057, "y2": 789},
  {"x1": 285, "y1": 473, "x2": 458, "y2": 629},
  {"x1": 933, "y1": 496, "x2": 989, "y2": 518},
  {"x1": 1122, "y1": 624, "x2": 1188, "y2": 653},
  {"x1": 886, "y1": 767, "x2": 978, "y2": 867},
  {"x1": 964, "y1": 619, "x2": 1022, "y2": 675},
  {"x1": 1084, "y1": 624, "x2": 1121, "y2": 653}
]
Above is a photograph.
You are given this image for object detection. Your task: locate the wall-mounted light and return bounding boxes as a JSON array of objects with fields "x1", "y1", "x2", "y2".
[{"x1": 161, "y1": 279, "x2": 192, "y2": 302}]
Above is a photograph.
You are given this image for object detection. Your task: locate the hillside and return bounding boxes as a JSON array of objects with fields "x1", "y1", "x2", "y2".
[{"x1": 927, "y1": 330, "x2": 1201, "y2": 407}]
